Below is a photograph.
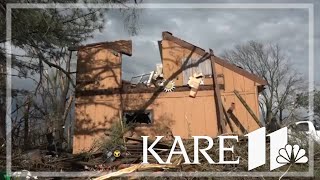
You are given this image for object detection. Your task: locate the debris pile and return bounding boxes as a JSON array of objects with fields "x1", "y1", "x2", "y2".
[
  {"x1": 129, "y1": 64, "x2": 164, "y2": 88},
  {"x1": 127, "y1": 63, "x2": 211, "y2": 97},
  {"x1": 2, "y1": 133, "x2": 319, "y2": 179}
]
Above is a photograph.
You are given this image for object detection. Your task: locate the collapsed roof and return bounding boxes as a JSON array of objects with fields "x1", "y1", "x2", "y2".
[
  {"x1": 159, "y1": 31, "x2": 267, "y2": 86},
  {"x1": 73, "y1": 31, "x2": 267, "y2": 95}
]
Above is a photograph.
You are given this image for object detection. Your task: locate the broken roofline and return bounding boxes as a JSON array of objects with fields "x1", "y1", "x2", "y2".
[
  {"x1": 68, "y1": 40, "x2": 133, "y2": 56},
  {"x1": 160, "y1": 31, "x2": 268, "y2": 86},
  {"x1": 69, "y1": 31, "x2": 266, "y2": 86}
]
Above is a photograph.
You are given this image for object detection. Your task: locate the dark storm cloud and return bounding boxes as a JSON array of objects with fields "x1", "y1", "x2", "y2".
[
  {"x1": 9, "y1": 0, "x2": 319, "y2": 91},
  {"x1": 92, "y1": 6, "x2": 312, "y2": 82}
]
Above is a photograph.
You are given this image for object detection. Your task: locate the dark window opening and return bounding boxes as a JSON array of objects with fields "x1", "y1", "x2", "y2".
[{"x1": 123, "y1": 110, "x2": 153, "y2": 124}]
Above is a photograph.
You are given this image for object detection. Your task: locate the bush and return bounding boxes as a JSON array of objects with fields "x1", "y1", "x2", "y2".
[{"x1": 100, "y1": 119, "x2": 133, "y2": 151}]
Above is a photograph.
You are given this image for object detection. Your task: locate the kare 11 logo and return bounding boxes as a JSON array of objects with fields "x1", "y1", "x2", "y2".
[{"x1": 141, "y1": 126, "x2": 309, "y2": 171}]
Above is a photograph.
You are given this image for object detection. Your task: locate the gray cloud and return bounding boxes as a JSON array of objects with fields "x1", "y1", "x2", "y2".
[
  {"x1": 92, "y1": 7, "x2": 313, "y2": 83},
  {"x1": 11, "y1": 1, "x2": 319, "y2": 90}
]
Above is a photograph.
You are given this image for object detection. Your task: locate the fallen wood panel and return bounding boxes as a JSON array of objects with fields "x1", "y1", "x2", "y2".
[{"x1": 233, "y1": 90, "x2": 262, "y2": 127}]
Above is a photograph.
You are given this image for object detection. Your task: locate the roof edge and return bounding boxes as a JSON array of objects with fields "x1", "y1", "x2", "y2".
[
  {"x1": 161, "y1": 31, "x2": 267, "y2": 86},
  {"x1": 68, "y1": 40, "x2": 133, "y2": 56},
  {"x1": 214, "y1": 56, "x2": 267, "y2": 85}
]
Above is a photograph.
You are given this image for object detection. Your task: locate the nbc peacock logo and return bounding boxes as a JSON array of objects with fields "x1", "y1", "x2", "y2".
[{"x1": 276, "y1": 144, "x2": 308, "y2": 164}]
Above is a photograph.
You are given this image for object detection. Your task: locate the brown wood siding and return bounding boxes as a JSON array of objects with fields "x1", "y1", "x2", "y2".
[
  {"x1": 76, "y1": 47, "x2": 122, "y2": 90},
  {"x1": 73, "y1": 36, "x2": 263, "y2": 154},
  {"x1": 121, "y1": 91, "x2": 219, "y2": 139},
  {"x1": 73, "y1": 94, "x2": 121, "y2": 153},
  {"x1": 73, "y1": 90, "x2": 260, "y2": 153},
  {"x1": 159, "y1": 38, "x2": 261, "y2": 134},
  {"x1": 161, "y1": 39, "x2": 205, "y2": 86},
  {"x1": 74, "y1": 91, "x2": 220, "y2": 153}
]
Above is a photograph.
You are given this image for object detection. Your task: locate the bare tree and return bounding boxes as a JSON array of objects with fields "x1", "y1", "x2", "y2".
[
  {"x1": 23, "y1": 95, "x2": 32, "y2": 149},
  {"x1": 34, "y1": 49, "x2": 75, "y2": 149},
  {"x1": 222, "y1": 41, "x2": 304, "y2": 128},
  {"x1": 0, "y1": 0, "x2": 138, "y2": 150}
]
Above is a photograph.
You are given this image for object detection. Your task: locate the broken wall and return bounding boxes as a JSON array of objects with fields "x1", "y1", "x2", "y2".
[
  {"x1": 73, "y1": 35, "x2": 262, "y2": 154},
  {"x1": 160, "y1": 34, "x2": 261, "y2": 135},
  {"x1": 161, "y1": 39, "x2": 214, "y2": 86}
]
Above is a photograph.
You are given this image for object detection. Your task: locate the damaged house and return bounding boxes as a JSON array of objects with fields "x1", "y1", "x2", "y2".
[{"x1": 73, "y1": 32, "x2": 267, "y2": 154}]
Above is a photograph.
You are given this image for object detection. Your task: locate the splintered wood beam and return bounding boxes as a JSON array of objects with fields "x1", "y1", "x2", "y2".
[
  {"x1": 234, "y1": 90, "x2": 263, "y2": 127},
  {"x1": 209, "y1": 49, "x2": 226, "y2": 134}
]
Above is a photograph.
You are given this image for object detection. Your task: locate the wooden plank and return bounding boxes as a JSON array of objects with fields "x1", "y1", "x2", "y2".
[
  {"x1": 233, "y1": 90, "x2": 262, "y2": 127},
  {"x1": 209, "y1": 49, "x2": 226, "y2": 134},
  {"x1": 221, "y1": 102, "x2": 235, "y2": 133}
]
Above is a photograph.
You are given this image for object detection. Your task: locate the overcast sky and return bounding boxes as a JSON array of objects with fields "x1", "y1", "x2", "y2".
[
  {"x1": 86, "y1": 0, "x2": 319, "y2": 87},
  {"x1": 12, "y1": 0, "x2": 320, "y2": 90}
]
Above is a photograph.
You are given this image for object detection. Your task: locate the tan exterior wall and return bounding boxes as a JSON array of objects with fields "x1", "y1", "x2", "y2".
[
  {"x1": 74, "y1": 90, "x2": 260, "y2": 153},
  {"x1": 76, "y1": 46, "x2": 122, "y2": 90},
  {"x1": 161, "y1": 40, "x2": 210, "y2": 86},
  {"x1": 73, "y1": 94, "x2": 121, "y2": 153},
  {"x1": 73, "y1": 38, "x2": 262, "y2": 154},
  {"x1": 121, "y1": 91, "x2": 219, "y2": 138},
  {"x1": 74, "y1": 91, "x2": 219, "y2": 153},
  {"x1": 215, "y1": 62, "x2": 260, "y2": 134},
  {"x1": 74, "y1": 45, "x2": 123, "y2": 153},
  {"x1": 160, "y1": 39, "x2": 261, "y2": 133}
]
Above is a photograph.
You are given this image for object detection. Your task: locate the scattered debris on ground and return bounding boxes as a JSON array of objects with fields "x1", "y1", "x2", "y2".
[{"x1": 2, "y1": 135, "x2": 318, "y2": 180}]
